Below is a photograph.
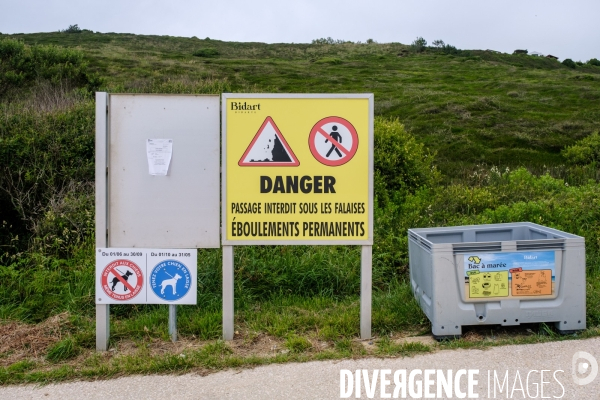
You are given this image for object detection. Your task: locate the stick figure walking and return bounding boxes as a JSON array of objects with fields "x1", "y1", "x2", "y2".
[{"x1": 325, "y1": 125, "x2": 343, "y2": 158}]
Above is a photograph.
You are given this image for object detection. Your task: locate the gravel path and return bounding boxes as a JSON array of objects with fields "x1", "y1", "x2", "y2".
[{"x1": 2, "y1": 337, "x2": 599, "y2": 399}]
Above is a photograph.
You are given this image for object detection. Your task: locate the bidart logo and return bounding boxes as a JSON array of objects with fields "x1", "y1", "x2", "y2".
[
  {"x1": 231, "y1": 101, "x2": 261, "y2": 111},
  {"x1": 468, "y1": 256, "x2": 481, "y2": 264}
]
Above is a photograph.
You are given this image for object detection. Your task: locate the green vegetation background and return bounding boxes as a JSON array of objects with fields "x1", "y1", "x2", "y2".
[{"x1": 1, "y1": 31, "x2": 600, "y2": 380}]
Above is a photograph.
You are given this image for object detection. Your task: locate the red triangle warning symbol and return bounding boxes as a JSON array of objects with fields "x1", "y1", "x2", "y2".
[{"x1": 238, "y1": 117, "x2": 300, "y2": 166}]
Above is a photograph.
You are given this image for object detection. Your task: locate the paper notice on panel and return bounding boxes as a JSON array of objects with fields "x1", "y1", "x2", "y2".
[{"x1": 146, "y1": 139, "x2": 172, "y2": 175}]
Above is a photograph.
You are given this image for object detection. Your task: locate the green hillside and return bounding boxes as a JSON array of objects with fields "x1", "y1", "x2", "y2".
[
  {"x1": 9, "y1": 31, "x2": 600, "y2": 177},
  {"x1": 1, "y1": 31, "x2": 600, "y2": 383}
]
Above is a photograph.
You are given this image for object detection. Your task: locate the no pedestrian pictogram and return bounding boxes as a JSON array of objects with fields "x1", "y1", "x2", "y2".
[
  {"x1": 239, "y1": 116, "x2": 299, "y2": 166},
  {"x1": 101, "y1": 259, "x2": 144, "y2": 301},
  {"x1": 308, "y1": 116, "x2": 358, "y2": 166}
]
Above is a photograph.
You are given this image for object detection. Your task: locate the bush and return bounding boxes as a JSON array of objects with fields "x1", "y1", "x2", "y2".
[
  {"x1": 0, "y1": 38, "x2": 100, "y2": 99},
  {"x1": 562, "y1": 131, "x2": 600, "y2": 165},
  {"x1": 311, "y1": 37, "x2": 347, "y2": 45},
  {"x1": 63, "y1": 24, "x2": 82, "y2": 34},
  {"x1": 588, "y1": 58, "x2": 600, "y2": 66},
  {"x1": 31, "y1": 183, "x2": 94, "y2": 256},
  {"x1": 371, "y1": 118, "x2": 439, "y2": 277},
  {"x1": 411, "y1": 37, "x2": 427, "y2": 53},
  {"x1": 374, "y1": 117, "x2": 438, "y2": 207},
  {"x1": 192, "y1": 48, "x2": 219, "y2": 57},
  {"x1": 441, "y1": 44, "x2": 460, "y2": 55},
  {"x1": 562, "y1": 58, "x2": 576, "y2": 68},
  {"x1": 0, "y1": 100, "x2": 95, "y2": 257}
]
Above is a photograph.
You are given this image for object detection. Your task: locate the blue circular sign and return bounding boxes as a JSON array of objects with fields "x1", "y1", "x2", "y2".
[{"x1": 150, "y1": 259, "x2": 192, "y2": 301}]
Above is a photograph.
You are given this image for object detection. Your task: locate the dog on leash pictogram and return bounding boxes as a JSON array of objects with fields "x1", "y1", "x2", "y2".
[{"x1": 150, "y1": 260, "x2": 192, "y2": 301}]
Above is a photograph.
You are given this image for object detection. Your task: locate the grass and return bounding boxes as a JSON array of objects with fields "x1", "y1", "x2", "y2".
[
  {"x1": 1, "y1": 320, "x2": 598, "y2": 385},
  {"x1": 1, "y1": 32, "x2": 600, "y2": 384},
  {"x1": 4, "y1": 31, "x2": 600, "y2": 178}
]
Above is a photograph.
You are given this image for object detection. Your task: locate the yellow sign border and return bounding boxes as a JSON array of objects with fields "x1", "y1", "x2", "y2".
[{"x1": 221, "y1": 93, "x2": 374, "y2": 245}]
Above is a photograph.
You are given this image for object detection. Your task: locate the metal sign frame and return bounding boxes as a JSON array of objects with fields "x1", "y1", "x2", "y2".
[
  {"x1": 96, "y1": 92, "x2": 374, "y2": 348},
  {"x1": 221, "y1": 93, "x2": 374, "y2": 340},
  {"x1": 95, "y1": 92, "x2": 220, "y2": 350}
]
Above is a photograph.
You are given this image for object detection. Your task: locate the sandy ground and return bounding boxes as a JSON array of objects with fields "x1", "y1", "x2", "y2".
[{"x1": 2, "y1": 337, "x2": 599, "y2": 399}]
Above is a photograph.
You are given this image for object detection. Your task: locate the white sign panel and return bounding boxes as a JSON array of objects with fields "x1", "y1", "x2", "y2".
[
  {"x1": 108, "y1": 94, "x2": 220, "y2": 249},
  {"x1": 96, "y1": 248, "x2": 197, "y2": 304}
]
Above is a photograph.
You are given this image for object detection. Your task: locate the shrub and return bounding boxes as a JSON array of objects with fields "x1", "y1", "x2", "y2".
[
  {"x1": 588, "y1": 58, "x2": 600, "y2": 66},
  {"x1": 374, "y1": 117, "x2": 438, "y2": 206},
  {"x1": 562, "y1": 58, "x2": 576, "y2": 68},
  {"x1": 411, "y1": 37, "x2": 427, "y2": 53},
  {"x1": 192, "y1": 48, "x2": 219, "y2": 57},
  {"x1": 371, "y1": 118, "x2": 439, "y2": 276},
  {"x1": 0, "y1": 100, "x2": 95, "y2": 257},
  {"x1": 441, "y1": 44, "x2": 459, "y2": 55},
  {"x1": 0, "y1": 38, "x2": 100, "y2": 99},
  {"x1": 432, "y1": 39, "x2": 445, "y2": 48},
  {"x1": 562, "y1": 131, "x2": 600, "y2": 165},
  {"x1": 311, "y1": 37, "x2": 347, "y2": 45},
  {"x1": 31, "y1": 183, "x2": 94, "y2": 256},
  {"x1": 63, "y1": 24, "x2": 82, "y2": 34}
]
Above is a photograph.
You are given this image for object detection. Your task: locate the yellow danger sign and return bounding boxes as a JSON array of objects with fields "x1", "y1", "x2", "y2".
[{"x1": 222, "y1": 94, "x2": 373, "y2": 245}]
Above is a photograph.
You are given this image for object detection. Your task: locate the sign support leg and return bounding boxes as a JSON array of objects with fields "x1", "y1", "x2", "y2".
[
  {"x1": 360, "y1": 245, "x2": 372, "y2": 339},
  {"x1": 96, "y1": 304, "x2": 110, "y2": 351},
  {"x1": 95, "y1": 92, "x2": 109, "y2": 352},
  {"x1": 223, "y1": 245, "x2": 234, "y2": 340},
  {"x1": 169, "y1": 304, "x2": 177, "y2": 342}
]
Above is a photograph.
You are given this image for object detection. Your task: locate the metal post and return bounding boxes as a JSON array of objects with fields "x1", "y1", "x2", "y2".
[
  {"x1": 95, "y1": 92, "x2": 110, "y2": 351},
  {"x1": 169, "y1": 304, "x2": 177, "y2": 342},
  {"x1": 360, "y1": 245, "x2": 372, "y2": 339},
  {"x1": 96, "y1": 304, "x2": 110, "y2": 351},
  {"x1": 223, "y1": 245, "x2": 234, "y2": 340}
]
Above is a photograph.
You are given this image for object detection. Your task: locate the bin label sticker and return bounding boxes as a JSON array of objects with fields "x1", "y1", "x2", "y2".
[
  {"x1": 468, "y1": 271, "x2": 509, "y2": 298},
  {"x1": 464, "y1": 251, "x2": 556, "y2": 299},
  {"x1": 511, "y1": 269, "x2": 552, "y2": 296}
]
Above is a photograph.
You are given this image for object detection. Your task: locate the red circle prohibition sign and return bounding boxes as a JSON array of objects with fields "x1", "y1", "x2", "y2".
[
  {"x1": 308, "y1": 116, "x2": 359, "y2": 166},
  {"x1": 101, "y1": 259, "x2": 143, "y2": 301}
]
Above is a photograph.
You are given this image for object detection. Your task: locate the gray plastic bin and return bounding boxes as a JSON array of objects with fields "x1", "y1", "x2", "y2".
[{"x1": 408, "y1": 222, "x2": 585, "y2": 339}]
